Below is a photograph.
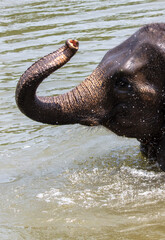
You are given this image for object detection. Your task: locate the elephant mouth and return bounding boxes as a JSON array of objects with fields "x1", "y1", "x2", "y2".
[
  {"x1": 109, "y1": 104, "x2": 132, "y2": 126},
  {"x1": 102, "y1": 104, "x2": 135, "y2": 136},
  {"x1": 78, "y1": 116, "x2": 101, "y2": 126}
]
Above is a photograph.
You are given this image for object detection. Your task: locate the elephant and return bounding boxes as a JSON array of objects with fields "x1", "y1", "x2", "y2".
[{"x1": 15, "y1": 23, "x2": 165, "y2": 171}]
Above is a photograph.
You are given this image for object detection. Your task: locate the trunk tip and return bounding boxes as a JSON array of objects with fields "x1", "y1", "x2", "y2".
[{"x1": 66, "y1": 39, "x2": 79, "y2": 50}]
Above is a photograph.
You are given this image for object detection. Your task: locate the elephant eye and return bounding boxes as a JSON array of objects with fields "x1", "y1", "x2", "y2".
[{"x1": 115, "y1": 77, "x2": 131, "y2": 90}]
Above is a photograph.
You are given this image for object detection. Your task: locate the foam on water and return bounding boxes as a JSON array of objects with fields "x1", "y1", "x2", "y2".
[
  {"x1": 36, "y1": 161, "x2": 165, "y2": 210},
  {"x1": 36, "y1": 188, "x2": 75, "y2": 205}
]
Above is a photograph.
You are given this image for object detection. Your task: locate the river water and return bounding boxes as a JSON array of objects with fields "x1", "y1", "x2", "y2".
[{"x1": 1, "y1": 0, "x2": 165, "y2": 239}]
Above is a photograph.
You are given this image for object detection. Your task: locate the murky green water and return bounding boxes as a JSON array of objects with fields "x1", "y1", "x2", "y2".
[{"x1": 1, "y1": 0, "x2": 165, "y2": 239}]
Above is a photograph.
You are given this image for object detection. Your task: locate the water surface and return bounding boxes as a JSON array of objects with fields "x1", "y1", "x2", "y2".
[{"x1": 0, "y1": 0, "x2": 165, "y2": 239}]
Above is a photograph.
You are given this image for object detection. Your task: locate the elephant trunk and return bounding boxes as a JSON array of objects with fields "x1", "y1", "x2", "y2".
[{"x1": 15, "y1": 40, "x2": 106, "y2": 126}]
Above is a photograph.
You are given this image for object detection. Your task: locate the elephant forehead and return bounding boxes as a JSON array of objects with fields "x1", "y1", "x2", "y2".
[
  {"x1": 121, "y1": 51, "x2": 148, "y2": 73},
  {"x1": 123, "y1": 57, "x2": 142, "y2": 70},
  {"x1": 157, "y1": 42, "x2": 165, "y2": 52}
]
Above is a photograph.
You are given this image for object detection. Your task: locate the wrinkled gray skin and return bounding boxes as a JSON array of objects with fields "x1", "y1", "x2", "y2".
[{"x1": 16, "y1": 23, "x2": 165, "y2": 171}]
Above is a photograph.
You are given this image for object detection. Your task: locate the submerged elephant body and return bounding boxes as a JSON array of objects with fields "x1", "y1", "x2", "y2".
[{"x1": 16, "y1": 23, "x2": 165, "y2": 171}]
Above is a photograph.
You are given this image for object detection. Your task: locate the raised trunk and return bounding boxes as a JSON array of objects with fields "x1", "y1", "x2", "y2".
[{"x1": 16, "y1": 40, "x2": 106, "y2": 126}]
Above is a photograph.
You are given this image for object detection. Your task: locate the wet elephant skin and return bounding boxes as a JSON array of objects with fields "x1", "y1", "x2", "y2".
[{"x1": 16, "y1": 23, "x2": 165, "y2": 171}]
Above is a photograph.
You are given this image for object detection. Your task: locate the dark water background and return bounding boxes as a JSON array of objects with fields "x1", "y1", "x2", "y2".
[{"x1": 0, "y1": 0, "x2": 165, "y2": 239}]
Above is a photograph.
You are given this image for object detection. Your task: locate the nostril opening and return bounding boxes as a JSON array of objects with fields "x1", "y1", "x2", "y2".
[
  {"x1": 66, "y1": 39, "x2": 79, "y2": 50},
  {"x1": 70, "y1": 40, "x2": 78, "y2": 48}
]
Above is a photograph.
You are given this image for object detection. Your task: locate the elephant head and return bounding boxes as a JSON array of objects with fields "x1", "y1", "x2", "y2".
[{"x1": 16, "y1": 23, "x2": 165, "y2": 170}]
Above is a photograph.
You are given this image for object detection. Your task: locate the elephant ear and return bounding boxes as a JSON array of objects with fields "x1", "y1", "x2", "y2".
[
  {"x1": 144, "y1": 43, "x2": 165, "y2": 108},
  {"x1": 122, "y1": 41, "x2": 165, "y2": 100},
  {"x1": 151, "y1": 40, "x2": 165, "y2": 113},
  {"x1": 143, "y1": 43, "x2": 165, "y2": 87}
]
